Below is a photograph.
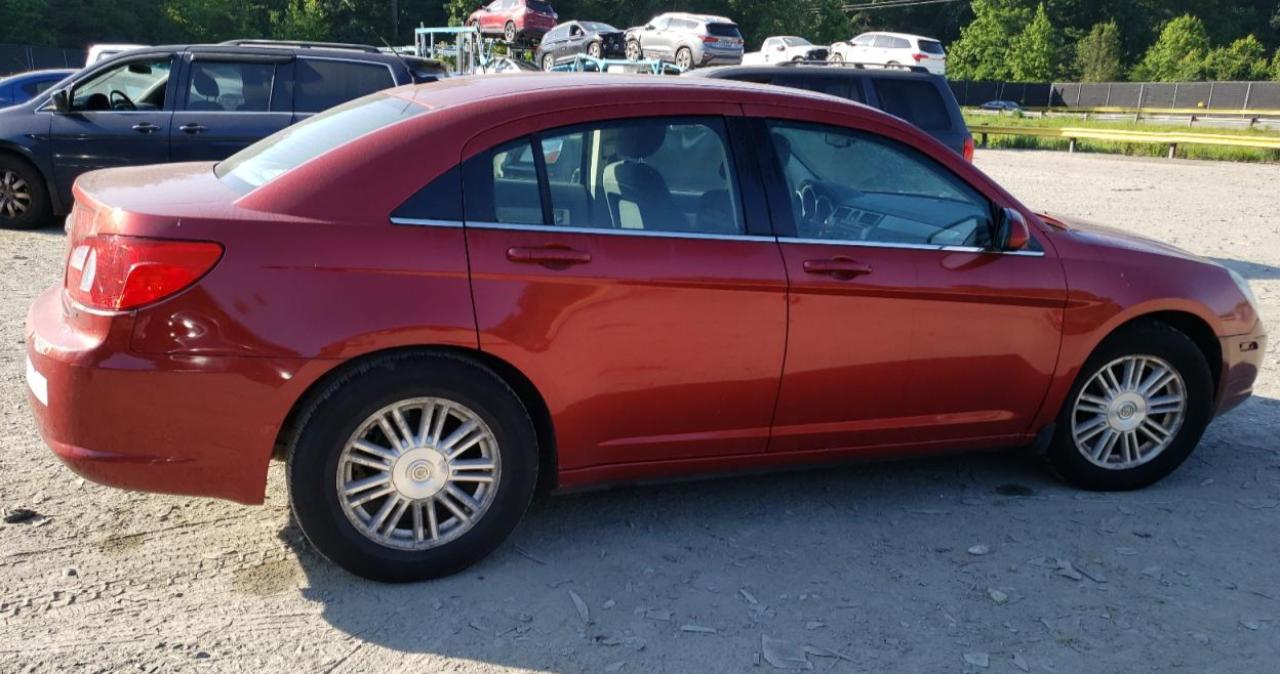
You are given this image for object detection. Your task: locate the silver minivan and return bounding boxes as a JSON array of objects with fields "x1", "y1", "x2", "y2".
[{"x1": 624, "y1": 13, "x2": 744, "y2": 71}]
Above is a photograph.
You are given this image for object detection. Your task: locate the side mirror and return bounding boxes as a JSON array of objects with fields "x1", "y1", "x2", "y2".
[
  {"x1": 995, "y1": 207, "x2": 1031, "y2": 251},
  {"x1": 644, "y1": 24, "x2": 655, "y2": 31},
  {"x1": 775, "y1": 45, "x2": 785, "y2": 52},
  {"x1": 50, "y1": 89, "x2": 70, "y2": 113}
]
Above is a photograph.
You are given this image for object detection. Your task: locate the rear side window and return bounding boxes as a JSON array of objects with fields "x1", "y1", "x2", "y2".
[
  {"x1": 294, "y1": 59, "x2": 396, "y2": 114},
  {"x1": 706, "y1": 24, "x2": 742, "y2": 39},
  {"x1": 872, "y1": 36, "x2": 896, "y2": 48},
  {"x1": 186, "y1": 61, "x2": 277, "y2": 112},
  {"x1": 772, "y1": 76, "x2": 861, "y2": 103},
  {"x1": 919, "y1": 40, "x2": 945, "y2": 54},
  {"x1": 873, "y1": 79, "x2": 951, "y2": 131},
  {"x1": 890, "y1": 37, "x2": 911, "y2": 49},
  {"x1": 217, "y1": 94, "x2": 426, "y2": 191}
]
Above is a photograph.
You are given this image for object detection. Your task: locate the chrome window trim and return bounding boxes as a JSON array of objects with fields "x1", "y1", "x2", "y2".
[
  {"x1": 465, "y1": 220, "x2": 776, "y2": 243},
  {"x1": 390, "y1": 217, "x2": 465, "y2": 228},
  {"x1": 782, "y1": 237, "x2": 1045, "y2": 257}
]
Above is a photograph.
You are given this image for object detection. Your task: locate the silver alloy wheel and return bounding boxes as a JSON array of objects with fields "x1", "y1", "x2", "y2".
[
  {"x1": 0, "y1": 170, "x2": 31, "y2": 219},
  {"x1": 676, "y1": 48, "x2": 692, "y2": 71},
  {"x1": 1071, "y1": 355, "x2": 1187, "y2": 470},
  {"x1": 504, "y1": 22, "x2": 516, "y2": 43},
  {"x1": 587, "y1": 41, "x2": 601, "y2": 58},
  {"x1": 543, "y1": 53, "x2": 555, "y2": 71},
  {"x1": 337, "y1": 397, "x2": 501, "y2": 550},
  {"x1": 625, "y1": 41, "x2": 640, "y2": 61}
]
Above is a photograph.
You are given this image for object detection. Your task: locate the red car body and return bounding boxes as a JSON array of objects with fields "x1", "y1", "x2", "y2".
[
  {"x1": 467, "y1": 0, "x2": 558, "y2": 42},
  {"x1": 26, "y1": 75, "x2": 1264, "y2": 507}
]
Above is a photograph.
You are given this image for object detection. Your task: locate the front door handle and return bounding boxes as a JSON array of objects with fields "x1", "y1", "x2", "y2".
[
  {"x1": 179, "y1": 123, "x2": 208, "y2": 134},
  {"x1": 802, "y1": 257, "x2": 872, "y2": 278},
  {"x1": 131, "y1": 122, "x2": 159, "y2": 134},
  {"x1": 506, "y1": 246, "x2": 591, "y2": 267}
]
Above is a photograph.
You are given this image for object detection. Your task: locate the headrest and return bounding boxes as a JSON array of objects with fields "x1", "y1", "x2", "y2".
[
  {"x1": 193, "y1": 70, "x2": 220, "y2": 98},
  {"x1": 616, "y1": 123, "x2": 667, "y2": 160}
]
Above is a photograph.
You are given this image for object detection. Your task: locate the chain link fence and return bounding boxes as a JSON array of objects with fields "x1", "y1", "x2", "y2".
[
  {"x1": 949, "y1": 80, "x2": 1280, "y2": 111},
  {"x1": 1, "y1": 44, "x2": 85, "y2": 76}
]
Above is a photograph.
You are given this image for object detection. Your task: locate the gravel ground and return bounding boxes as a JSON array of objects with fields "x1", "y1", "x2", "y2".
[{"x1": 1, "y1": 150, "x2": 1278, "y2": 674}]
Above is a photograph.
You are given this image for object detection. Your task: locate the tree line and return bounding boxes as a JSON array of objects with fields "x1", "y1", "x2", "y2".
[{"x1": 2, "y1": 0, "x2": 1279, "y2": 82}]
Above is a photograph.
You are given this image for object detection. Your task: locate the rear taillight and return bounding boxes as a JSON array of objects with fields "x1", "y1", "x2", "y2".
[
  {"x1": 912, "y1": 52, "x2": 927, "y2": 62},
  {"x1": 702, "y1": 35, "x2": 720, "y2": 43},
  {"x1": 962, "y1": 136, "x2": 975, "y2": 162},
  {"x1": 65, "y1": 235, "x2": 223, "y2": 311}
]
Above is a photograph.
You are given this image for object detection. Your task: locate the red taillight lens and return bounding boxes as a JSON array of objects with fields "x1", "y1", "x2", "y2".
[
  {"x1": 962, "y1": 136, "x2": 976, "y2": 162},
  {"x1": 912, "y1": 52, "x2": 927, "y2": 62},
  {"x1": 65, "y1": 235, "x2": 224, "y2": 311},
  {"x1": 702, "y1": 35, "x2": 720, "y2": 43}
]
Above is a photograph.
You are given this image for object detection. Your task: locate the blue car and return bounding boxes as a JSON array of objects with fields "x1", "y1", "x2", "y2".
[
  {"x1": 0, "y1": 41, "x2": 445, "y2": 229},
  {"x1": 0, "y1": 69, "x2": 76, "y2": 107}
]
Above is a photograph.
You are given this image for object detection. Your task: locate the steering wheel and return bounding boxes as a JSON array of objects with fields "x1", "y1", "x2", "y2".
[{"x1": 109, "y1": 90, "x2": 136, "y2": 111}]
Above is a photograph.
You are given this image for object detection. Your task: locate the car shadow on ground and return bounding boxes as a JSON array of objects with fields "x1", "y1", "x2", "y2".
[{"x1": 271, "y1": 397, "x2": 1280, "y2": 673}]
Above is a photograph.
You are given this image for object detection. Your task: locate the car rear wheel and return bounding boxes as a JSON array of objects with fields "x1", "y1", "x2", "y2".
[
  {"x1": 542, "y1": 53, "x2": 555, "y2": 71},
  {"x1": 287, "y1": 353, "x2": 539, "y2": 582},
  {"x1": 1046, "y1": 323, "x2": 1213, "y2": 491},
  {"x1": 625, "y1": 40, "x2": 641, "y2": 61},
  {"x1": 503, "y1": 21, "x2": 517, "y2": 43},
  {"x1": 675, "y1": 47, "x2": 693, "y2": 71},
  {"x1": 0, "y1": 155, "x2": 49, "y2": 230},
  {"x1": 587, "y1": 41, "x2": 602, "y2": 58}
]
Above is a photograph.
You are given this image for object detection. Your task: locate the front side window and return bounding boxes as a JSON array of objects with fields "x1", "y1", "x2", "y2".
[
  {"x1": 471, "y1": 117, "x2": 744, "y2": 235},
  {"x1": 186, "y1": 61, "x2": 276, "y2": 112},
  {"x1": 294, "y1": 59, "x2": 395, "y2": 114},
  {"x1": 71, "y1": 56, "x2": 172, "y2": 111},
  {"x1": 768, "y1": 121, "x2": 991, "y2": 247},
  {"x1": 852, "y1": 34, "x2": 874, "y2": 46},
  {"x1": 872, "y1": 35, "x2": 896, "y2": 48}
]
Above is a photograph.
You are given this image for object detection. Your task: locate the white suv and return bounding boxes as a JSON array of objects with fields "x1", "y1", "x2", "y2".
[{"x1": 829, "y1": 32, "x2": 946, "y2": 75}]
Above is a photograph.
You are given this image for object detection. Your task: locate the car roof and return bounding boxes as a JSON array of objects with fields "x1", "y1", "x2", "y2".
[
  {"x1": 856, "y1": 31, "x2": 940, "y2": 42},
  {"x1": 89, "y1": 43, "x2": 439, "y2": 68},
  {"x1": 690, "y1": 64, "x2": 943, "y2": 82},
  {"x1": 659, "y1": 12, "x2": 736, "y2": 24}
]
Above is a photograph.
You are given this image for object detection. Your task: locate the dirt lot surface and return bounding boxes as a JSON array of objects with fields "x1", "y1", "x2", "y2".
[{"x1": 1, "y1": 150, "x2": 1278, "y2": 674}]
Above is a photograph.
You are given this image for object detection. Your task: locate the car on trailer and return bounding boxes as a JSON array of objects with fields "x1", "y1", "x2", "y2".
[
  {"x1": 624, "y1": 13, "x2": 744, "y2": 71},
  {"x1": 535, "y1": 21, "x2": 626, "y2": 71},
  {"x1": 26, "y1": 74, "x2": 1265, "y2": 583},
  {"x1": 467, "y1": 0, "x2": 559, "y2": 45}
]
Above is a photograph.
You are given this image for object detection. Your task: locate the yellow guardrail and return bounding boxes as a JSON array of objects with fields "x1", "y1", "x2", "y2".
[
  {"x1": 970, "y1": 124, "x2": 1280, "y2": 157},
  {"x1": 1018, "y1": 106, "x2": 1280, "y2": 117}
]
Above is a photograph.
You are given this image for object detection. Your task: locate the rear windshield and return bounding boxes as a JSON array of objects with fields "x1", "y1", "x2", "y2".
[
  {"x1": 919, "y1": 40, "x2": 945, "y2": 54},
  {"x1": 526, "y1": 1, "x2": 554, "y2": 13},
  {"x1": 872, "y1": 78, "x2": 952, "y2": 131},
  {"x1": 706, "y1": 23, "x2": 742, "y2": 38},
  {"x1": 216, "y1": 94, "x2": 426, "y2": 192}
]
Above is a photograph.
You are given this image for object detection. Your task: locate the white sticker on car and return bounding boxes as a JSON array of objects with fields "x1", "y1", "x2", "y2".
[{"x1": 26, "y1": 355, "x2": 48, "y2": 407}]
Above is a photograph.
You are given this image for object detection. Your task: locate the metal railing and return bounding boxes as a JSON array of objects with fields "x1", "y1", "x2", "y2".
[{"x1": 970, "y1": 124, "x2": 1280, "y2": 158}]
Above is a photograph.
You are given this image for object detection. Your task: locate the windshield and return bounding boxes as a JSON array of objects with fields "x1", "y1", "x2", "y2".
[
  {"x1": 216, "y1": 94, "x2": 427, "y2": 192},
  {"x1": 526, "y1": 0, "x2": 554, "y2": 13},
  {"x1": 781, "y1": 37, "x2": 811, "y2": 47},
  {"x1": 580, "y1": 22, "x2": 617, "y2": 33}
]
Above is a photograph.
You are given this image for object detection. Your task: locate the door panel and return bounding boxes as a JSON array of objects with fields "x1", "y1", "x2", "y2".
[{"x1": 170, "y1": 58, "x2": 292, "y2": 162}]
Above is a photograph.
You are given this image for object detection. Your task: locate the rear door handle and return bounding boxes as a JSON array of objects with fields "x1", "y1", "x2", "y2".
[
  {"x1": 802, "y1": 257, "x2": 872, "y2": 278},
  {"x1": 506, "y1": 246, "x2": 591, "y2": 266},
  {"x1": 179, "y1": 123, "x2": 208, "y2": 134},
  {"x1": 131, "y1": 122, "x2": 159, "y2": 134}
]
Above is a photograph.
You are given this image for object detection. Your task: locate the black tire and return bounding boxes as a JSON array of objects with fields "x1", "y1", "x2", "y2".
[
  {"x1": 625, "y1": 40, "x2": 641, "y2": 62},
  {"x1": 287, "y1": 352, "x2": 539, "y2": 582},
  {"x1": 0, "y1": 154, "x2": 50, "y2": 230},
  {"x1": 503, "y1": 21, "x2": 517, "y2": 44},
  {"x1": 675, "y1": 47, "x2": 693, "y2": 71},
  {"x1": 1046, "y1": 322, "x2": 1213, "y2": 491}
]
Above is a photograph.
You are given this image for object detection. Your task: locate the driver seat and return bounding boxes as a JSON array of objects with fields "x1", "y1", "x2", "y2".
[
  {"x1": 187, "y1": 71, "x2": 223, "y2": 111},
  {"x1": 601, "y1": 124, "x2": 684, "y2": 231}
]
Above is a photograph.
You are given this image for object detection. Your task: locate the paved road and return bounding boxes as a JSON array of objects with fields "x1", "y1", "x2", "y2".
[{"x1": 1, "y1": 150, "x2": 1277, "y2": 673}]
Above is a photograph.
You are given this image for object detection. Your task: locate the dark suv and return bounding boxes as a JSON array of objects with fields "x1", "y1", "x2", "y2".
[
  {"x1": 0, "y1": 40, "x2": 445, "y2": 229},
  {"x1": 687, "y1": 64, "x2": 972, "y2": 159}
]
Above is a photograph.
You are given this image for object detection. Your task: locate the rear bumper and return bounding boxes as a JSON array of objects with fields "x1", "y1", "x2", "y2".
[
  {"x1": 697, "y1": 49, "x2": 743, "y2": 66},
  {"x1": 25, "y1": 285, "x2": 311, "y2": 505},
  {"x1": 1216, "y1": 321, "x2": 1266, "y2": 415}
]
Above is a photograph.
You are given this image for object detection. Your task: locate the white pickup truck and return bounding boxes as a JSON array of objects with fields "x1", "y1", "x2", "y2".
[{"x1": 742, "y1": 36, "x2": 829, "y2": 65}]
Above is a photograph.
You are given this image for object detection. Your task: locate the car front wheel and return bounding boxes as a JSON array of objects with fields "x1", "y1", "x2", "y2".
[
  {"x1": 587, "y1": 41, "x2": 602, "y2": 58},
  {"x1": 503, "y1": 21, "x2": 517, "y2": 43},
  {"x1": 1047, "y1": 323, "x2": 1213, "y2": 491},
  {"x1": 287, "y1": 353, "x2": 539, "y2": 582},
  {"x1": 829, "y1": 52, "x2": 844, "y2": 63},
  {"x1": 542, "y1": 53, "x2": 555, "y2": 71},
  {"x1": 0, "y1": 155, "x2": 49, "y2": 230},
  {"x1": 625, "y1": 40, "x2": 641, "y2": 61}
]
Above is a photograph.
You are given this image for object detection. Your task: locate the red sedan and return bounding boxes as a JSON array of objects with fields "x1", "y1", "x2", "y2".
[{"x1": 26, "y1": 75, "x2": 1264, "y2": 582}]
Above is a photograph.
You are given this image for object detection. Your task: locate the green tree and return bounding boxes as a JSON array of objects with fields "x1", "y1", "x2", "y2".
[
  {"x1": 1007, "y1": 3, "x2": 1056, "y2": 80},
  {"x1": 272, "y1": 0, "x2": 330, "y2": 41},
  {"x1": 445, "y1": 0, "x2": 473, "y2": 26},
  {"x1": 0, "y1": 0, "x2": 54, "y2": 46},
  {"x1": 1074, "y1": 20, "x2": 1123, "y2": 81},
  {"x1": 1273, "y1": 48, "x2": 1280, "y2": 81},
  {"x1": 1131, "y1": 14, "x2": 1209, "y2": 81},
  {"x1": 947, "y1": 0, "x2": 1032, "y2": 80},
  {"x1": 1202, "y1": 34, "x2": 1270, "y2": 80}
]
